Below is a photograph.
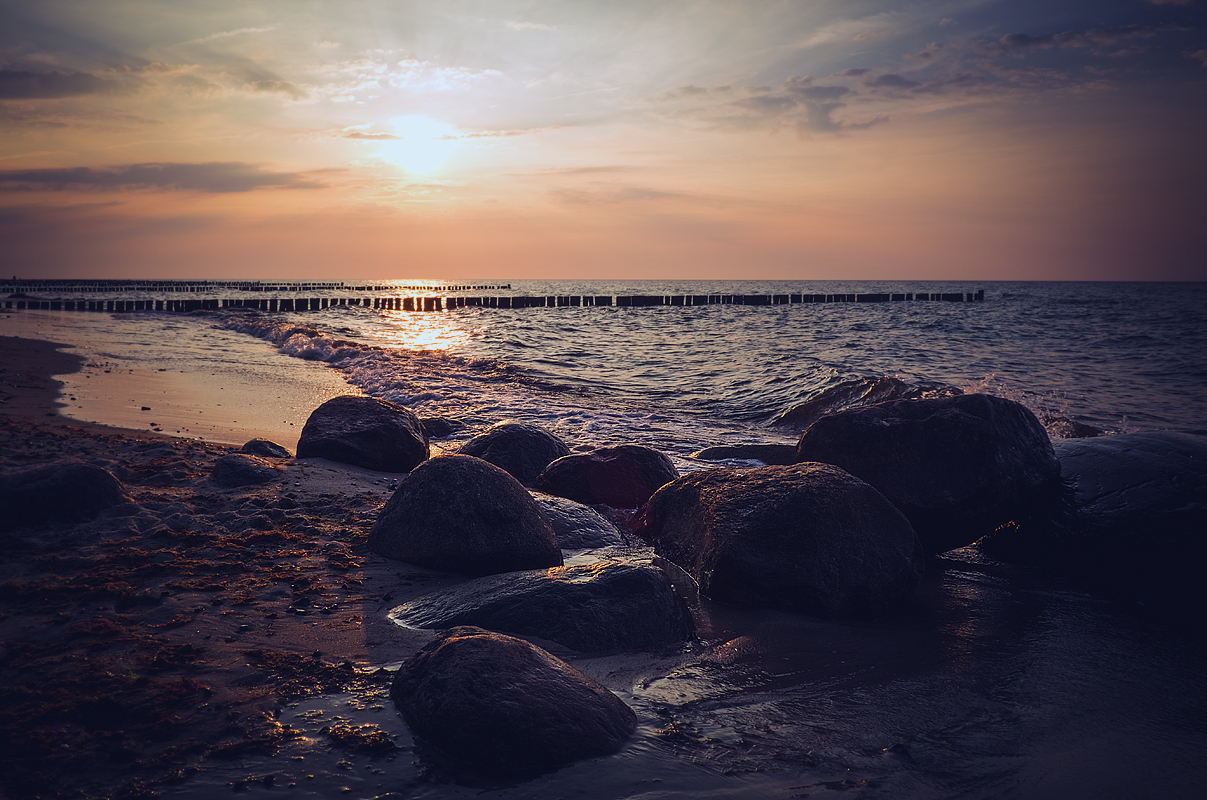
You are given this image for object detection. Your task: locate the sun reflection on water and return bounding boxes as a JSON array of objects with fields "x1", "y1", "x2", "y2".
[{"x1": 371, "y1": 308, "x2": 473, "y2": 352}]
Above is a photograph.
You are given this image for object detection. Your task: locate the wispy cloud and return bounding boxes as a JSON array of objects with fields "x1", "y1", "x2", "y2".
[
  {"x1": 182, "y1": 26, "x2": 279, "y2": 46},
  {"x1": 0, "y1": 162, "x2": 324, "y2": 193},
  {"x1": 0, "y1": 69, "x2": 116, "y2": 99}
]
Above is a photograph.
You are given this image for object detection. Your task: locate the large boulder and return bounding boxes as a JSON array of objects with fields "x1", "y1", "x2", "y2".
[
  {"x1": 368, "y1": 455, "x2": 562, "y2": 576},
  {"x1": 531, "y1": 492, "x2": 624, "y2": 548},
  {"x1": 635, "y1": 463, "x2": 924, "y2": 619},
  {"x1": 533, "y1": 444, "x2": 678, "y2": 508},
  {"x1": 690, "y1": 443, "x2": 797, "y2": 465},
  {"x1": 389, "y1": 562, "x2": 693, "y2": 652},
  {"x1": 457, "y1": 422, "x2": 571, "y2": 486},
  {"x1": 296, "y1": 395, "x2": 428, "y2": 473},
  {"x1": 0, "y1": 460, "x2": 131, "y2": 531},
  {"x1": 392, "y1": 626, "x2": 636, "y2": 777},
  {"x1": 977, "y1": 432, "x2": 1207, "y2": 600},
  {"x1": 210, "y1": 454, "x2": 279, "y2": 488},
  {"x1": 794, "y1": 393, "x2": 1060, "y2": 555}
]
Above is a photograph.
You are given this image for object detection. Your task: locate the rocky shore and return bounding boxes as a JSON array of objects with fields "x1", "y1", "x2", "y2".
[{"x1": 4, "y1": 333, "x2": 1206, "y2": 800}]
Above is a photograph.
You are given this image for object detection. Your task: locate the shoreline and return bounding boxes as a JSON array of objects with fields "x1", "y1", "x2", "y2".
[{"x1": 0, "y1": 335, "x2": 463, "y2": 799}]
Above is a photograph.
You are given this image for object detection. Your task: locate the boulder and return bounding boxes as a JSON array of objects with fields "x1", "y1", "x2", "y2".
[
  {"x1": 240, "y1": 438, "x2": 291, "y2": 458},
  {"x1": 0, "y1": 460, "x2": 131, "y2": 531},
  {"x1": 772, "y1": 375, "x2": 927, "y2": 429},
  {"x1": 689, "y1": 443, "x2": 797, "y2": 465},
  {"x1": 794, "y1": 393, "x2": 1060, "y2": 555},
  {"x1": 210, "y1": 454, "x2": 279, "y2": 488},
  {"x1": 391, "y1": 626, "x2": 636, "y2": 777},
  {"x1": 390, "y1": 562, "x2": 693, "y2": 652},
  {"x1": 457, "y1": 422, "x2": 571, "y2": 486},
  {"x1": 421, "y1": 416, "x2": 464, "y2": 439},
  {"x1": 635, "y1": 462, "x2": 923, "y2": 619},
  {"x1": 533, "y1": 444, "x2": 678, "y2": 508},
  {"x1": 977, "y1": 432, "x2": 1207, "y2": 599},
  {"x1": 368, "y1": 455, "x2": 562, "y2": 576},
  {"x1": 531, "y1": 492, "x2": 624, "y2": 548},
  {"x1": 297, "y1": 395, "x2": 428, "y2": 473}
]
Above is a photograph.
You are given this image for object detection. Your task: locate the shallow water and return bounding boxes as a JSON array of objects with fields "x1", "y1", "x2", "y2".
[{"x1": 160, "y1": 549, "x2": 1207, "y2": 800}]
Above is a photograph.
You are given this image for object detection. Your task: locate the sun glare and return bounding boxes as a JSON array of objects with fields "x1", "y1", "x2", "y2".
[{"x1": 381, "y1": 116, "x2": 460, "y2": 174}]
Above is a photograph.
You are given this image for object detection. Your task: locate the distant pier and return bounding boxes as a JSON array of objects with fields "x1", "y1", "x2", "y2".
[{"x1": 2, "y1": 280, "x2": 985, "y2": 313}]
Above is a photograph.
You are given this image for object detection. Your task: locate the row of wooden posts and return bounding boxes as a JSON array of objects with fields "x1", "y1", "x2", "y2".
[{"x1": 4, "y1": 290, "x2": 984, "y2": 313}]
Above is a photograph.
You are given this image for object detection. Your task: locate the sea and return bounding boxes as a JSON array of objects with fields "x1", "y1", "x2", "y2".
[{"x1": 3, "y1": 279, "x2": 1206, "y2": 798}]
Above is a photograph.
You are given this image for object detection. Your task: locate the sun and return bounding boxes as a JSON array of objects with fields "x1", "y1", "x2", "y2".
[{"x1": 381, "y1": 116, "x2": 460, "y2": 174}]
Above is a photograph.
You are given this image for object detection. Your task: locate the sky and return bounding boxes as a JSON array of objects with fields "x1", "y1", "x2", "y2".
[{"x1": 1, "y1": 0, "x2": 1204, "y2": 281}]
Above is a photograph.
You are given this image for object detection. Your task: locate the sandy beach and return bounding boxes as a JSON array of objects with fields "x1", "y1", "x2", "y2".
[{"x1": 0, "y1": 335, "x2": 471, "y2": 799}]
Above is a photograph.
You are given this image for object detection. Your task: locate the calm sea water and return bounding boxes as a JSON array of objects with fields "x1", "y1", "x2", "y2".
[{"x1": 4, "y1": 280, "x2": 1206, "y2": 798}]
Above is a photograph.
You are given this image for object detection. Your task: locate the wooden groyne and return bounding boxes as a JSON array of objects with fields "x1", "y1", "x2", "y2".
[{"x1": 3, "y1": 290, "x2": 985, "y2": 313}]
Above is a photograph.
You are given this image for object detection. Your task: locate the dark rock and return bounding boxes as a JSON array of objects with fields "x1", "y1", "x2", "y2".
[
  {"x1": 794, "y1": 393, "x2": 1060, "y2": 555},
  {"x1": 1040, "y1": 414, "x2": 1102, "y2": 439},
  {"x1": 297, "y1": 395, "x2": 428, "y2": 473},
  {"x1": 390, "y1": 562, "x2": 693, "y2": 652},
  {"x1": 457, "y1": 422, "x2": 571, "y2": 486},
  {"x1": 690, "y1": 443, "x2": 797, "y2": 465},
  {"x1": 391, "y1": 626, "x2": 636, "y2": 776},
  {"x1": 772, "y1": 376, "x2": 950, "y2": 429},
  {"x1": 533, "y1": 444, "x2": 678, "y2": 508},
  {"x1": 368, "y1": 455, "x2": 562, "y2": 576},
  {"x1": 240, "y1": 438, "x2": 291, "y2": 458},
  {"x1": 531, "y1": 492, "x2": 623, "y2": 548},
  {"x1": 977, "y1": 432, "x2": 1207, "y2": 600},
  {"x1": 210, "y1": 454, "x2": 280, "y2": 488},
  {"x1": 0, "y1": 459, "x2": 131, "y2": 531},
  {"x1": 635, "y1": 462, "x2": 923, "y2": 619},
  {"x1": 421, "y1": 417, "x2": 464, "y2": 439}
]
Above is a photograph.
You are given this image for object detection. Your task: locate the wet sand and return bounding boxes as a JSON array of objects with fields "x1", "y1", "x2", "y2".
[{"x1": 0, "y1": 335, "x2": 459, "y2": 799}]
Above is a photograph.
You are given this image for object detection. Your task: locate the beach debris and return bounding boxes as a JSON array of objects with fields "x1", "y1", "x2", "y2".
[
  {"x1": 368, "y1": 455, "x2": 561, "y2": 576},
  {"x1": 457, "y1": 421, "x2": 571, "y2": 487},
  {"x1": 210, "y1": 454, "x2": 280, "y2": 489},
  {"x1": 634, "y1": 462, "x2": 924, "y2": 619},
  {"x1": 530, "y1": 491, "x2": 624, "y2": 549},
  {"x1": 240, "y1": 438, "x2": 292, "y2": 458},
  {"x1": 296, "y1": 396, "x2": 429, "y2": 473},
  {"x1": 389, "y1": 561, "x2": 693, "y2": 652},
  {"x1": 0, "y1": 459, "x2": 132, "y2": 531},
  {"x1": 794, "y1": 393, "x2": 1061, "y2": 555},
  {"x1": 390, "y1": 626, "x2": 636, "y2": 777},
  {"x1": 533, "y1": 444, "x2": 679, "y2": 508}
]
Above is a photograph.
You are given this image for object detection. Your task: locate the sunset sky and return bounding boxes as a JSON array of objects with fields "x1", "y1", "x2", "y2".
[{"x1": 2, "y1": 1, "x2": 1204, "y2": 281}]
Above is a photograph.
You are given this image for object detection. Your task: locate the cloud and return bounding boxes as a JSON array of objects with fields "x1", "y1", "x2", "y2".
[
  {"x1": 0, "y1": 162, "x2": 325, "y2": 193},
  {"x1": 182, "y1": 26, "x2": 279, "y2": 45},
  {"x1": 0, "y1": 69, "x2": 115, "y2": 99},
  {"x1": 506, "y1": 22, "x2": 557, "y2": 32},
  {"x1": 866, "y1": 73, "x2": 920, "y2": 89},
  {"x1": 1192, "y1": 50, "x2": 1207, "y2": 66},
  {"x1": 343, "y1": 131, "x2": 400, "y2": 140},
  {"x1": 243, "y1": 79, "x2": 309, "y2": 100}
]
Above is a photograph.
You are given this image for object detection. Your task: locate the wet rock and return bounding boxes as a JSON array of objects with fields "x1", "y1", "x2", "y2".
[
  {"x1": 240, "y1": 438, "x2": 291, "y2": 458},
  {"x1": 977, "y1": 432, "x2": 1207, "y2": 600},
  {"x1": 210, "y1": 454, "x2": 280, "y2": 488},
  {"x1": 297, "y1": 396, "x2": 428, "y2": 473},
  {"x1": 533, "y1": 444, "x2": 678, "y2": 508},
  {"x1": 690, "y1": 443, "x2": 797, "y2": 465},
  {"x1": 1040, "y1": 414, "x2": 1102, "y2": 439},
  {"x1": 635, "y1": 463, "x2": 923, "y2": 619},
  {"x1": 390, "y1": 562, "x2": 693, "y2": 652},
  {"x1": 794, "y1": 393, "x2": 1060, "y2": 555},
  {"x1": 420, "y1": 416, "x2": 464, "y2": 439},
  {"x1": 391, "y1": 626, "x2": 636, "y2": 777},
  {"x1": 368, "y1": 455, "x2": 562, "y2": 576},
  {"x1": 457, "y1": 422, "x2": 571, "y2": 486},
  {"x1": 772, "y1": 376, "x2": 944, "y2": 430},
  {"x1": 531, "y1": 492, "x2": 624, "y2": 548},
  {"x1": 0, "y1": 459, "x2": 131, "y2": 531}
]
